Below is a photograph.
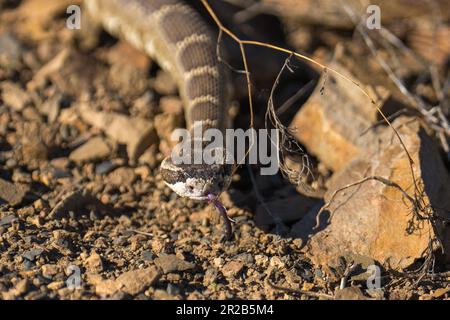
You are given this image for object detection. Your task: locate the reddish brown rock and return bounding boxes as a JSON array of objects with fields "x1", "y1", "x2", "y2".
[
  {"x1": 84, "y1": 252, "x2": 104, "y2": 273},
  {"x1": 94, "y1": 267, "x2": 161, "y2": 296},
  {"x1": 334, "y1": 286, "x2": 368, "y2": 300},
  {"x1": 115, "y1": 267, "x2": 161, "y2": 295},
  {"x1": 0, "y1": 178, "x2": 29, "y2": 206},
  {"x1": 154, "y1": 254, "x2": 195, "y2": 274},
  {"x1": 107, "y1": 41, "x2": 151, "y2": 97},
  {"x1": 262, "y1": 0, "x2": 450, "y2": 28}
]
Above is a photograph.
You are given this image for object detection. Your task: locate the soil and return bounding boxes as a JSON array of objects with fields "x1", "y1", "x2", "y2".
[{"x1": 0, "y1": 0, "x2": 449, "y2": 300}]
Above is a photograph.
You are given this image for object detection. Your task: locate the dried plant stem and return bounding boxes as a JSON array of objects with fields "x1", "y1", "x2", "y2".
[{"x1": 200, "y1": 0, "x2": 416, "y2": 187}]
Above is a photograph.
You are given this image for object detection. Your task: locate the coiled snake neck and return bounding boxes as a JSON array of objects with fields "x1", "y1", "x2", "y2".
[{"x1": 85, "y1": 0, "x2": 234, "y2": 203}]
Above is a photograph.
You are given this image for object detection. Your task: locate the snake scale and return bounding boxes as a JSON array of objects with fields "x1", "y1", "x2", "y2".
[
  {"x1": 85, "y1": 0, "x2": 233, "y2": 197},
  {"x1": 85, "y1": 0, "x2": 235, "y2": 236}
]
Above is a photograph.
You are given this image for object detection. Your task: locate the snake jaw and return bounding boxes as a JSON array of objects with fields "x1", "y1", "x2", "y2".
[{"x1": 160, "y1": 155, "x2": 233, "y2": 201}]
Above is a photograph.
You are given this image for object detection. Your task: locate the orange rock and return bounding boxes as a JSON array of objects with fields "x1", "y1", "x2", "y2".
[
  {"x1": 289, "y1": 59, "x2": 392, "y2": 172},
  {"x1": 298, "y1": 117, "x2": 450, "y2": 270}
]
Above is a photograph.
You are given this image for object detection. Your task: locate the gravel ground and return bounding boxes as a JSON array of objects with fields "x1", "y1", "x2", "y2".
[{"x1": 0, "y1": 1, "x2": 449, "y2": 300}]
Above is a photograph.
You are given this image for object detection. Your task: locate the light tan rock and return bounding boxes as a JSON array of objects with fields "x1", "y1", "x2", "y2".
[
  {"x1": 1, "y1": 81, "x2": 31, "y2": 111},
  {"x1": 94, "y1": 267, "x2": 161, "y2": 296},
  {"x1": 289, "y1": 59, "x2": 392, "y2": 172},
  {"x1": 297, "y1": 117, "x2": 450, "y2": 270},
  {"x1": 84, "y1": 252, "x2": 104, "y2": 273},
  {"x1": 69, "y1": 136, "x2": 111, "y2": 163},
  {"x1": 78, "y1": 104, "x2": 157, "y2": 162},
  {"x1": 334, "y1": 286, "x2": 369, "y2": 300},
  {"x1": 221, "y1": 261, "x2": 244, "y2": 278},
  {"x1": 115, "y1": 267, "x2": 161, "y2": 295},
  {"x1": 154, "y1": 254, "x2": 195, "y2": 274}
]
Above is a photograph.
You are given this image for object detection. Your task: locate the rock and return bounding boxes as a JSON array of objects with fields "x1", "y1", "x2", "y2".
[
  {"x1": 299, "y1": 117, "x2": 450, "y2": 270},
  {"x1": 334, "y1": 286, "x2": 368, "y2": 300},
  {"x1": 407, "y1": 19, "x2": 450, "y2": 66},
  {"x1": 1, "y1": 81, "x2": 31, "y2": 111},
  {"x1": 0, "y1": 178, "x2": 29, "y2": 206},
  {"x1": 154, "y1": 113, "x2": 184, "y2": 152},
  {"x1": 106, "y1": 41, "x2": 151, "y2": 97},
  {"x1": 221, "y1": 261, "x2": 244, "y2": 278},
  {"x1": 22, "y1": 106, "x2": 42, "y2": 121},
  {"x1": 41, "y1": 264, "x2": 60, "y2": 278},
  {"x1": 152, "y1": 70, "x2": 177, "y2": 96},
  {"x1": 21, "y1": 122, "x2": 49, "y2": 163},
  {"x1": 262, "y1": 0, "x2": 450, "y2": 28},
  {"x1": 289, "y1": 55, "x2": 396, "y2": 172},
  {"x1": 14, "y1": 279, "x2": 29, "y2": 296},
  {"x1": 106, "y1": 41, "x2": 151, "y2": 70},
  {"x1": 2, "y1": 279, "x2": 29, "y2": 299},
  {"x1": 78, "y1": 104, "x2": 157, "y2": 162},
  {"x1": 69, "y1": 136, "x2": 111, "y2": 164},
  {"x1": 14, "y1": 0, "x2": 77, "y2": 41},
  {"x1": 84, "y1": 252, "x2": 104, "y2": 273},
  {"x1": 27, "y1": 49, "x2": 70, "y2": 91},
  {"x1": 0, "y1": 31, "x2": 22, "y2": 70},
  {"x1": 95, "y1": 279, "x2": 118, "y2": 296},
  {"x1": 255, "y1": 195, "x2": 318, "y2": 227},
  {"x1": 154, "y1": 288, "x2": 179, "y2": 300},
  {"x1": 95, "y1": 267, "x2": 161, "y2": 296},
  {"x1": 38, "y1": 94, "x2": 65, "y2": 123},
  {"x1": 134, "y1": 166, "x2": 150, "y2": 181},
  {"x1": 95, "y1": 160, "x2": 118, "y2": 175},
  {"x1": 107, "y1": 167, "x2": 137, "y2": 186},
  {"x1": 12, "y1": 170, "x2": 32, "y2": 184},
  {"x1": 142, "y1": 251, "x2": 154, "y2": 261},
  {"x1": 138, "y1": 144, "x2": 159, "y2": 168},
  {"x1": 115, "y1": 267, "x2": 161, "y2": 295},
  {"x1": 22, "y1": 248, "x2": 44, "y2": 262},
  {"x1": 154, "y1": 254, "x2": 195, "y2": 274},
  {"x1": 429, "y1": 287, "x2": 450, "y2": 299},
  {"x1": 47, "y1": 281, "x2": 65, "y2": 291}
]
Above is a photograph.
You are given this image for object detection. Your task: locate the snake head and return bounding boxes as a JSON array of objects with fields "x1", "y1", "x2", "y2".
[{"x1": 160, "y1": 153, "x2": 233, "y2": 201}]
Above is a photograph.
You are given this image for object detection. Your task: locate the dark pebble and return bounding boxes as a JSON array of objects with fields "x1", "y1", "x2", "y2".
[
  {"x1": 52, "y1": 169, "x2": 72, "y2": 179},
  {"x1": 22, "y1": 248, "x2": 44, "y2": 261},
  {"x1": 22, "y1": 259, "x2": 35, "y2": 270},
  {"x1": 166, "y1": 283, "x2": 180, "y2": 296},
  {"x1": 142, "y1": 250, "x2": 154, "y2": 261},
  {"x1": 95, "y1": 161, "x2": 117, "y2": 175}
]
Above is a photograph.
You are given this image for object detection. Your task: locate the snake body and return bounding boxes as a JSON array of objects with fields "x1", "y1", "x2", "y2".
[{"x1": 85, "y1": 0, "x2": 233, "y2": 200}]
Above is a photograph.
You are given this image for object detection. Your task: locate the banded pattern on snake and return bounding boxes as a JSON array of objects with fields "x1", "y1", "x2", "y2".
[{"x1": 85, "y1": 0, "x2": 234, "y2": 202}]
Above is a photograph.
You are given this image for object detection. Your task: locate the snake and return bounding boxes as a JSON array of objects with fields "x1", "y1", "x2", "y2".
[{"x1": 85, "y1": 0, "x2": 235, "y2": 237}]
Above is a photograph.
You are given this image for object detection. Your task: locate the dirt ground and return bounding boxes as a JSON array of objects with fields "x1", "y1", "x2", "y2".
[{"x1": 0, "y1": 0, "x2": 449, "y2": 300}]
